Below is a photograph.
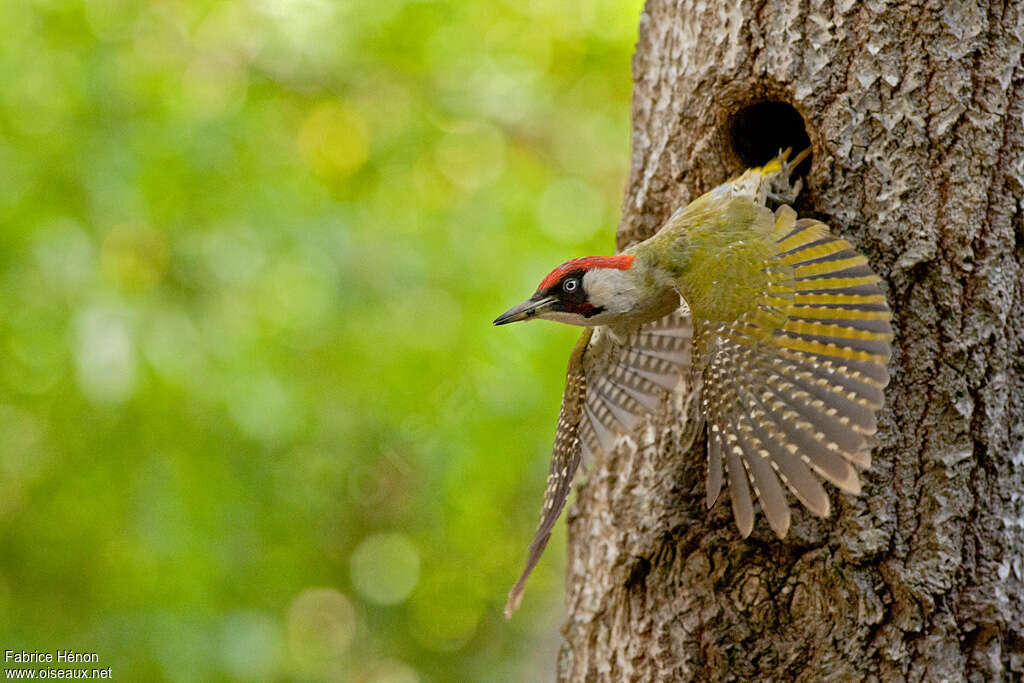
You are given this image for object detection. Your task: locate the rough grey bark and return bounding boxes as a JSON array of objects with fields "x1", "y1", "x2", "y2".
[{"x1": 560, "y1": 1, "x2": 1024, "y2": 680}]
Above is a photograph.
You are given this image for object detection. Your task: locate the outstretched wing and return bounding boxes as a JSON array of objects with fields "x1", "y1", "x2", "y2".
[
  {"x1": 504, "y1": 307, "x2": 693, "y2": 617},
  {"x1": 702, "y1": 207, "x2": 893, "y2": 538},
  {"x1": 579, "y1": 307, "x2": 694, "y2": 464},
  {"x1": 504, "y1": 329, "x2": 590, "y2": 618}
]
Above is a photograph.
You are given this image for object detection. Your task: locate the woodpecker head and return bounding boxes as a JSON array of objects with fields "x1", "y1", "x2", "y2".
[{"x1": 494, "y1": 254, "x2": 642, "y2": 328}]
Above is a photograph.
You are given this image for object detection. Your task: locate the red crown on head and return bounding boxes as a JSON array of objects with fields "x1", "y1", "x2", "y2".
[{"x1": 538, "y1": 254, "x2": 635, "y2": 290}]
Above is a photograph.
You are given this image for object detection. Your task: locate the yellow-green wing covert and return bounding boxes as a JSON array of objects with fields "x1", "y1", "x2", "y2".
[{"x1": 701, "y1": 207, "x2": 893, "y2": 538}]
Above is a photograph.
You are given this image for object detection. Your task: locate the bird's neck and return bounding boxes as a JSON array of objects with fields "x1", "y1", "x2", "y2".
[
  {"x1": 595, "y1": 251, "x2": 680, "y2": 336},
  {"x1": 634, "y1": 198, "x2": 776, "y2": 324}
]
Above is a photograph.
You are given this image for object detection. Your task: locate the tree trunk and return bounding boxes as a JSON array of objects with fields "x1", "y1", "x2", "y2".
[{"x1": 560, "y1": 1, "x2": 1024, "y2": 679}]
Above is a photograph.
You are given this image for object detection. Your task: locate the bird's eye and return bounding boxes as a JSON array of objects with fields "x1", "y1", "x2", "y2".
[{"x1": 562, "y1": 278, "x2": 578, "y2": 293}]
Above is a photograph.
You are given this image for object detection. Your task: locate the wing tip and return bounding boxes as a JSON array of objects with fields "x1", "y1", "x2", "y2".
[
  {"x1": 504, "y1": 588, "x2": 524, "y2": 619},
  {"x1": 809, "y1": 493, "x2": 832, "y2": 519},
  {"x1": 835, "y1": 468, "x2": 862, "y2": 495},
  {"x1": 766, "y1": 506, "x2": 792, "y2": 539},
  {"x1": 736, "y1": 514, "x2": 754, "y2": 539}
]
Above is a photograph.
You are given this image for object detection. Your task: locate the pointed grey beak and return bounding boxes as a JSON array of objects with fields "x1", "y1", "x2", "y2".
[{"x1": 493, "y1": 296, "x2": 556, "y2": 325}]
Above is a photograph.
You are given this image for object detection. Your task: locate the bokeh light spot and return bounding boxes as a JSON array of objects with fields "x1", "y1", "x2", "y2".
[
  {"x1": 72, "y1": 307, "x2": 138, "y2": 404},
  {"x1": 226, "y1": 374, "x2": 303, "y2": 444},
  {"x1": 257, "y1": 259, "x2": 334, "y2": 340},
  {"x1": 180, "y1": 53, "x2": 249, "y2": 119},
  {"x1": 350, "y1": 532, "x2": 421, "y2": 606},
  {"x1": 298, "y1": 101, "x2": 370, "y2": 179},
  {"x1": 143, "y1": 308, "x2": 204, "y2": 385},
  {"x1": 408, "y1": 571, "x2": 482, "y2": 652},
  {"x1": 32, "y1": 218, "x2": 97, "y2": 293},
  {"x1": 201, "y1": 225, "x2": 267, "y2": 285},
  {"x1": 0, "y1": 405, "x2": 45, "y2": 519},
  {"x1": 362, "y1": 658, "x2": 421, "y2": 683},
  {"x1": 7, "y1": 54, "x2": 72, "y2": 137},
  {"x1": 252, "y1": 0, "x2": 340, "y2": 55},
  {"x1": 286, "y1": 588, "x2": 356, "y2": 679},
  {"x1": 219, "y1": 611, "x2": 281, "y2": 681},
  {"x1": 100, "y1": 224, "x2": 168, "y2": 293},
  {"x1": 5, "y1": 301, "x2": 66, "y2": 396},
  {"x1": 434, "y1": 123, "x2": 507, "y2": 190}
]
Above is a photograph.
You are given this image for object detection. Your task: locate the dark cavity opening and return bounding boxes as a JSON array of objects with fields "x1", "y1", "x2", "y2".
[{"x1": 730, "y1": 101, "x2": 811, "y2": 174}]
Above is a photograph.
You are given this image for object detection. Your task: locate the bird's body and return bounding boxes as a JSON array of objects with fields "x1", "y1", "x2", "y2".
[{"x1": 496, "y1": 152, "x2": 892, "y2": 616}]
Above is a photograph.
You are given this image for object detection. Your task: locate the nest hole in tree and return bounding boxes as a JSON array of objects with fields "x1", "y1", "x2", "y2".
[{"x1": 729, "y1": 101, "x2": 812, "y2": 176}]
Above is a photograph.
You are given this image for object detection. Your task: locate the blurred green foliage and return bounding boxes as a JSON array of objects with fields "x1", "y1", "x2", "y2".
[{"x1": 0, "y1": 0, "x2": 643, "y2": 679}]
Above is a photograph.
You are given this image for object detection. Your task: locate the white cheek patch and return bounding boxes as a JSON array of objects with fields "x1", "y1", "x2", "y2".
[{"x1": 583, "y1": 269, "x2": 637, "y2": 315}]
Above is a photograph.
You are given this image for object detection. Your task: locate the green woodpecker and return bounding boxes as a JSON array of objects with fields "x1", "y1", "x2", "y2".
[{"x1": 495, "y1": 151, "x2": 893, "y2": 616}]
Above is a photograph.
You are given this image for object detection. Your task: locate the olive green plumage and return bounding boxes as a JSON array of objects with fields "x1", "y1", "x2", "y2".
[{"x1": 499, "y1": 151, "x2": 893, "y2": 616}]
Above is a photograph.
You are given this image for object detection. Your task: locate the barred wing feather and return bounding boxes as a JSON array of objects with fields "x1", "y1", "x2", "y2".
[
  {"x1": 505, "y1": 307, "x2": 693, "y2": 616},
  {"x1": 579, "y1": 307, "x2": 694, "y2": 463},
  {"x1": 504, "y1": 329, "x2": 590, "y2": 618},
  {"x1": 702, "y1": 209, "x2": 893, "y2": 538}
]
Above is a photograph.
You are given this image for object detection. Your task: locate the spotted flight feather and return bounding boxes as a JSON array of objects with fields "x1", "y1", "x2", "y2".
[
  {"x1": 700, "y1": 207, "x2": 893, "y2": 538},
  {"x1": 504, "y1": 306, "x2": 693, "y2": 616}
]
